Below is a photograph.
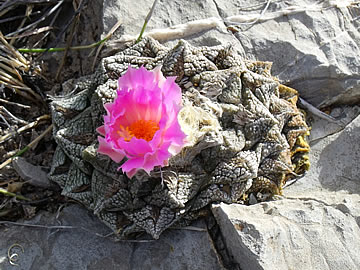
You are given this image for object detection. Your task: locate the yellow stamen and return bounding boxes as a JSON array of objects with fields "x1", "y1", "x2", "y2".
[
  {"x1": 117, "y1": 120, "x2": 159, "y2": 142},
  {"x1": 117, "y1": 125, "x2": 133, "y2": 141}
]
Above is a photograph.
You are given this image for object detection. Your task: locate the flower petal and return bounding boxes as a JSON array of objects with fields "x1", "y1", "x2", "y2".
[
  {"x1": 97, "y1": 66, "x2": 186, "y2": 179},
  {"x1": 142, "y1": 143, "x2": 172, "y2": 171},
  {"x1": 163, "y1": 113, "x2": 186, "y2": 146},
  {"x1": 118, "y1": 66, "x2": 157, "y2": 91},
  {"x1": 117, "y1": 137, "x2": 153, "y2": 157},
  {"x1": 97, "y1": 136, "x2": 125, "y2": 163},
  {"x1": 162, "y1": 77, "x2": 182, "y2": 105},
  {"x1": 121, "y1": 157, "x2": 145, "y2": 176},
  {"x1": 125, "y1": 168, "x2": 138, "y2": 179},
  {"x1": 153, "y1": 66, "x2": 166, "y2": 83},
  {"x1": 96, "y1": 126, "x2": 105, "y2": 136}
]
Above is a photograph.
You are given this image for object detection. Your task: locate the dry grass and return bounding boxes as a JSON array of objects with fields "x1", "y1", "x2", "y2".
[{"x1": 0, "y1": 0, "x2": 89, "y2": 221}]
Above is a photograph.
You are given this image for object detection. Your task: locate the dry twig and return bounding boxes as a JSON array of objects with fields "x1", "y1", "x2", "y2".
[
  {"x1": 0, "y1": 105, "x2": 28, "y2": 125},
  {"x1": 55, "y1": 0, "x2": 81, "y2": 81},
  {"x1": 0, "y1": 97, "x2": 31, "y2": 109},
  {"x1": 0, "y1": 123, "x2": 53, "y2": 170},
  {"x1": 4, "y1": 0, "x2": 65, "y2": 38},
  {"x1": 0, "y1": 31, "x2": 43, "y2": 102},
  {"x1": 91, "y1": 20, "x2": 122, "y2": 71},
  {"x1": 0, "y1": 114, "x2": 50, "y2": 143}
]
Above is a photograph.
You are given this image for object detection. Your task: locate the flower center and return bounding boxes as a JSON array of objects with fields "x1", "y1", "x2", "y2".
[{"x1": 118, "y1": 120, "x2": 159, "y2": 142}]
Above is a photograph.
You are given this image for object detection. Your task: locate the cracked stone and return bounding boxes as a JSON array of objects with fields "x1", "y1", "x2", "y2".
[{"x1": 0, "y1": 205, "x2": 223, "y2": 270}]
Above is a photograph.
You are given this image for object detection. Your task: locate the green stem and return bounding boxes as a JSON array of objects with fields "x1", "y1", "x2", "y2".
[
  {"x1": 18, "y1": 36, "x2": 109, "y2": 53},
  {"x1": 136, "y1": 0, "x2": 158, "y2": 44},
  {"x1": 136, "y1": 21, "x2": 148, "y2": 44},
  {"x1": 0, "y1": 187, "x2": 30, "y2": 201},
  {"x1": 13, "y1": 146, "x2": 29, "y2": 157}
]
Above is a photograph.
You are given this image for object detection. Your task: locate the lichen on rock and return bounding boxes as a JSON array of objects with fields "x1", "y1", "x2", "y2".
[{"x1": 49, "y1": 37, "x2": 310, "y2": 239}]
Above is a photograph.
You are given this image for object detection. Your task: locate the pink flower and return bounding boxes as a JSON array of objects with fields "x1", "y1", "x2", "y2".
[{"x1": 97, "y1": 66, "x2": 186, "y2": 178}]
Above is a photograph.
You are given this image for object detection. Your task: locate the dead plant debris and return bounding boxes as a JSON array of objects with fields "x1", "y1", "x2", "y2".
[{"x1": 0, "y1": 0, "x2": 113, "y2": 223}]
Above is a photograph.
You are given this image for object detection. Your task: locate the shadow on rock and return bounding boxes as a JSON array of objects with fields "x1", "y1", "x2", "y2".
[{"x1": 317, "y1": 117, "x2": 360, "y2": 193}]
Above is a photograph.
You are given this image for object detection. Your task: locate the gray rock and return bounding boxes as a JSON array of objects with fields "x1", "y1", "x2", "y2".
[
  {"x1": 103, "y1": 0, "x2": 242, "y2": 50},
  {"x1": 304, "y1": 105, "x2": 360, "y2": 143},
  {"x1": 216, "y1": 0, "x2": 360, "y2": 107},
  {"x1": 105, "y1": 0, "x2": 360, "y2": 107},
  {"x1": 0, "y1": 205, "x2": 223, "y2": 270},
  {"x1": 212, "y1": 114, "x2": 360, "y2": 270},
  {"x1": 12, "y1": 157, "x2": 54, "y2": 189},
  {"x1": 212, "y1": 199, "x2": 360, "y2": 270}
]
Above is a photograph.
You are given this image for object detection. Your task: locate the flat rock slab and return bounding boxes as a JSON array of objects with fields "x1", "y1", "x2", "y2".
[
  {"x1": 0, "y1": 205, "x2": 223, "y2": 270},
  {"x1": 215, "y1": 0, "x2": 360, "y2": 107},
  {"x1": 212, "y1": 199, "x2": 360, "y2": 270},
  {"x1": 212, "y1": 114, "x2": 360, "y2": 270},
  {"x1": 105, "y1": 0, "x2": 360, "y2": 107},
  {"x1": 103, "y1": 0, "x2": 240, "y2": 47}
]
